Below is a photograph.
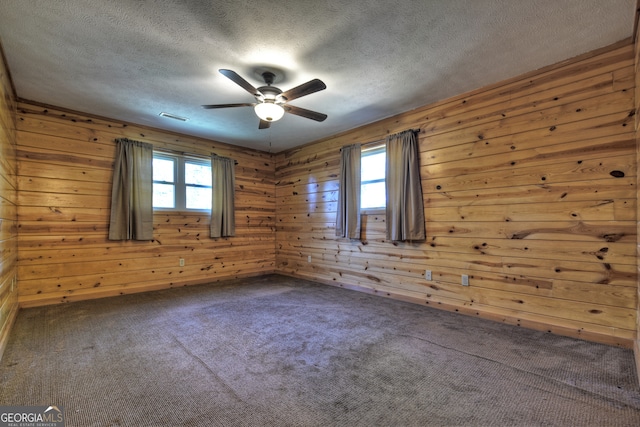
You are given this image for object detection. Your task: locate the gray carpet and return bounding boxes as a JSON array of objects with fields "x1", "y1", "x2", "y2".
[{"x1": 1, "y1": 274, "x2": 639, "y2": 426}]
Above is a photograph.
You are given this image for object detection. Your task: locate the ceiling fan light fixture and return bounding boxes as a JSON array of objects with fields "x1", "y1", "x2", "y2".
[{"x1": 254, "y1": 101, "x2": 285, "y2": 122}]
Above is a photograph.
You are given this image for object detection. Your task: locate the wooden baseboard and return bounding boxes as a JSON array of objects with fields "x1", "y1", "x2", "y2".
[{"x1": 0, "y1": 301, "x2": 19, "y2": 363}]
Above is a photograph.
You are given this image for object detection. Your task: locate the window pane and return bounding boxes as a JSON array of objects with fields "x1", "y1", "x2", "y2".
[
  {"x1": 153, "y1": 183, "x2": 175, "y2": 208},
  {"x1": 186, "y1": 186, "x2": 211, "y2": 210},
  {"x1": 153, "y1": 158, "x2": 174, "y2": 182},
  {"x1": 361, "y1": 151, "x2": 385, "y2": 181},
  {"x1": 152, "y1": 152, "x2": 213, "y2": 211},
  {"x1": 361, "y1": 182, "x2": 385, "y2": 209},
  {"x1": 361, "y1": 148, "x2": 386, "y2": 208},
  {"x1": 185, "y1": 162, "x2": 212, "y2": 186}
]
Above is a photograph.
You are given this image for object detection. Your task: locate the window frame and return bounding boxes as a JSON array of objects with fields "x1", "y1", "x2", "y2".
[
  {"x1": 152, "y1": 151, "x2": 212, "y2": 212},
  {"x1": 360, "y1": 144, "x2": 386, "y2": 213}
]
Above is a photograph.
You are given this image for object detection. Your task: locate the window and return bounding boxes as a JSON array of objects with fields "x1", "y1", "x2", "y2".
[
  {"x1": 361, "y1": 145, "x2": 386, "y2": 209},
  {"x1": 153, "y1": 152, "x2": 212, "y2": 211}
]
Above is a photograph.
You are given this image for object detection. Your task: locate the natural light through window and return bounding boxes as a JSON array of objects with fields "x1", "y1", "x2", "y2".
[
  {"x1": 185, "y1": 162, "x2": 212, "y2": 210},
  {"x1": 361, "y1": 146, "x2": 386, "y2": 209},
  {"x1": 153, "y1": 153, "x2": 212, "y2": 211},
  {"x1": 153, "y1": 157, "x2": 176, "y2": 208}
]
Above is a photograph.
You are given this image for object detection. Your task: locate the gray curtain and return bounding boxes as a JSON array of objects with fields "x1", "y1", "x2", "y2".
[
  {"x1": 108, "y1": 138, "x2": 154, "y2": 241},
  {"x1": 335, "y1": 143, "x2": 361, "y2": 239},
  {"x1": 210, "y1": 155, "x2": 236, "y2": 238},
  {"x1": 385, "y1": 130, "x2": 425, "y2": 241}
]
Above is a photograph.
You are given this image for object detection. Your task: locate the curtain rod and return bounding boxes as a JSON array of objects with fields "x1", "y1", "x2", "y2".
[
  {"x1": 157, "y1": 147, "x2": 238, "y2": 165},
  {"x1": 212, "y1": 152, "x2": 239, "y2": 165},
  {"x1": 361, "y1": 128, "x2": 421, "y2": 147}
]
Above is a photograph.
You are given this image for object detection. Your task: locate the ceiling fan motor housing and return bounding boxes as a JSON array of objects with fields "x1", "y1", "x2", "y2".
[{"x1": 257, "y1": 85, "x2": 283, "y2": 102}]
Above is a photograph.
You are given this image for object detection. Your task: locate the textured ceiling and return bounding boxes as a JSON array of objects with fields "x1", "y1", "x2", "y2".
[{"x1": 0, "y1": 0, "x2": 636, "y2": 152}]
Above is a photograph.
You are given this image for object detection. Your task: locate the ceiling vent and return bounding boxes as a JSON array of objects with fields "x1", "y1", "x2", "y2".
[{"x1": 159, "y1": 112, "x2": 188, "y2": 121}]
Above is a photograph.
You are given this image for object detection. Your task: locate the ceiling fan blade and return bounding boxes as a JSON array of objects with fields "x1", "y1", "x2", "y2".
[
  {"x1": 284, "y1": 105, "x2": 328, "y2": 122},
  {"x1": 279, "y1": 79, "x2": 326, "y2": 102},
  {"x1": 201, "y1": 103, "x2": 255, "y2": 109},
  {"x1": 219, "y1": 69, "x2": 262, "y2": 97},
  {"x1": 258, "y1": 119, "x2": 271, "y2": 129}
]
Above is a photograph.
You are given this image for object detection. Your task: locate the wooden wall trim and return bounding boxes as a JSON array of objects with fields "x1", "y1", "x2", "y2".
[
  {"x1": 0, "y1": 302, "x2": 18, "y2": 361},
  {"x1": 634, "y1": 0, "x2": 640, "y2": 386},
  {"x1": 0, "y1": 40, "x2": 17, "y2": 99},
  {"x1": 633, "y1": 0, "x2": 640, "y2": 43}
]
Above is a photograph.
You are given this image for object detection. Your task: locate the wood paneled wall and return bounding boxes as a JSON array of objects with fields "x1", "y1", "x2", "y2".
[
  {"x1": 16, "y1": 103, "x2": 276, "y2": 307},
  {"x1": 275, "y1": 42, "x2": 637, "y2": 348},
  {"x1": 0, "y1": 43, "x2": 18, "y2": 359}
]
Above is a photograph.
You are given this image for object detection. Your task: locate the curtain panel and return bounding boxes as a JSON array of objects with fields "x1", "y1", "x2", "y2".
[
  {"x1": 210, "y1": 155, "x2": 236, "y2": 238},
  {"x1": 335, "y1": 143, "x2": 362, "y2": 239},
  {"x1": 108, "y1": 138, "x2": 154, "y2": 241},
  {"x1": 385, "y1": 130, "x2": 426, "y2": 241}
]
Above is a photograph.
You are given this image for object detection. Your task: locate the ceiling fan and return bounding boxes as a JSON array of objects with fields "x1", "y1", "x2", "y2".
[{"x1": 202, "y1": 69, "x2": 327, "y2": 129}]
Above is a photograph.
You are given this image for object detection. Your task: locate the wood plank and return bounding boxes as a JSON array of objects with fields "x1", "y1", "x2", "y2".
[
  {"x1": 16, "y1": 131, "x2": 115, "y2": 159},
  {"x1": 427, "y1": 220, "x2": 637, "y2": 242},
  {"x1": 424, "y1": 154, "x2": 635, "y2": 191},
  {"x1": 426, "y1": 178, "x2": 635, "y2": 206},
  {"x1": 426, "y1": 199, "x2": 636, "y2": 222}
]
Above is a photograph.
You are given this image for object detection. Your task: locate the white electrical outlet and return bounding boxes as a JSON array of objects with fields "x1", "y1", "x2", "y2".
[
  {"x1": 179, "y1": 258, "x2": 185, "y2": 267},
  {"x1": 461, "y1": 274, "x2": 469, "y2": 286},
  {"x1": 425, "y1": 270, "x2": 432, "y2": 281},
  {"x1": 308, "y1": 255, "x2": 312, "y2": 263}
]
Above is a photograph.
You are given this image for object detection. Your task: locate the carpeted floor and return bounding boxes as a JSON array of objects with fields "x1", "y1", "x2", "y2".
[{"x1": 1, "y1": 274, "x2": 639, "y2": 426}]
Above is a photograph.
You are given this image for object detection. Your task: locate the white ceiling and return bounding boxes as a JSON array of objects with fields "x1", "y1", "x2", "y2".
[{"x1": 0, "y1": 0, "x2": 636, "y2": 153}]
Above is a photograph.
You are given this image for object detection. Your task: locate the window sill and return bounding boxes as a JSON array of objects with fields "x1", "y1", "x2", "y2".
[
  {"x1": 361, "y1": 208, "x2": 385, "y2": 215},
  {"x1": 153, "y1": 209, "x2": 211, "y2": 214}
]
